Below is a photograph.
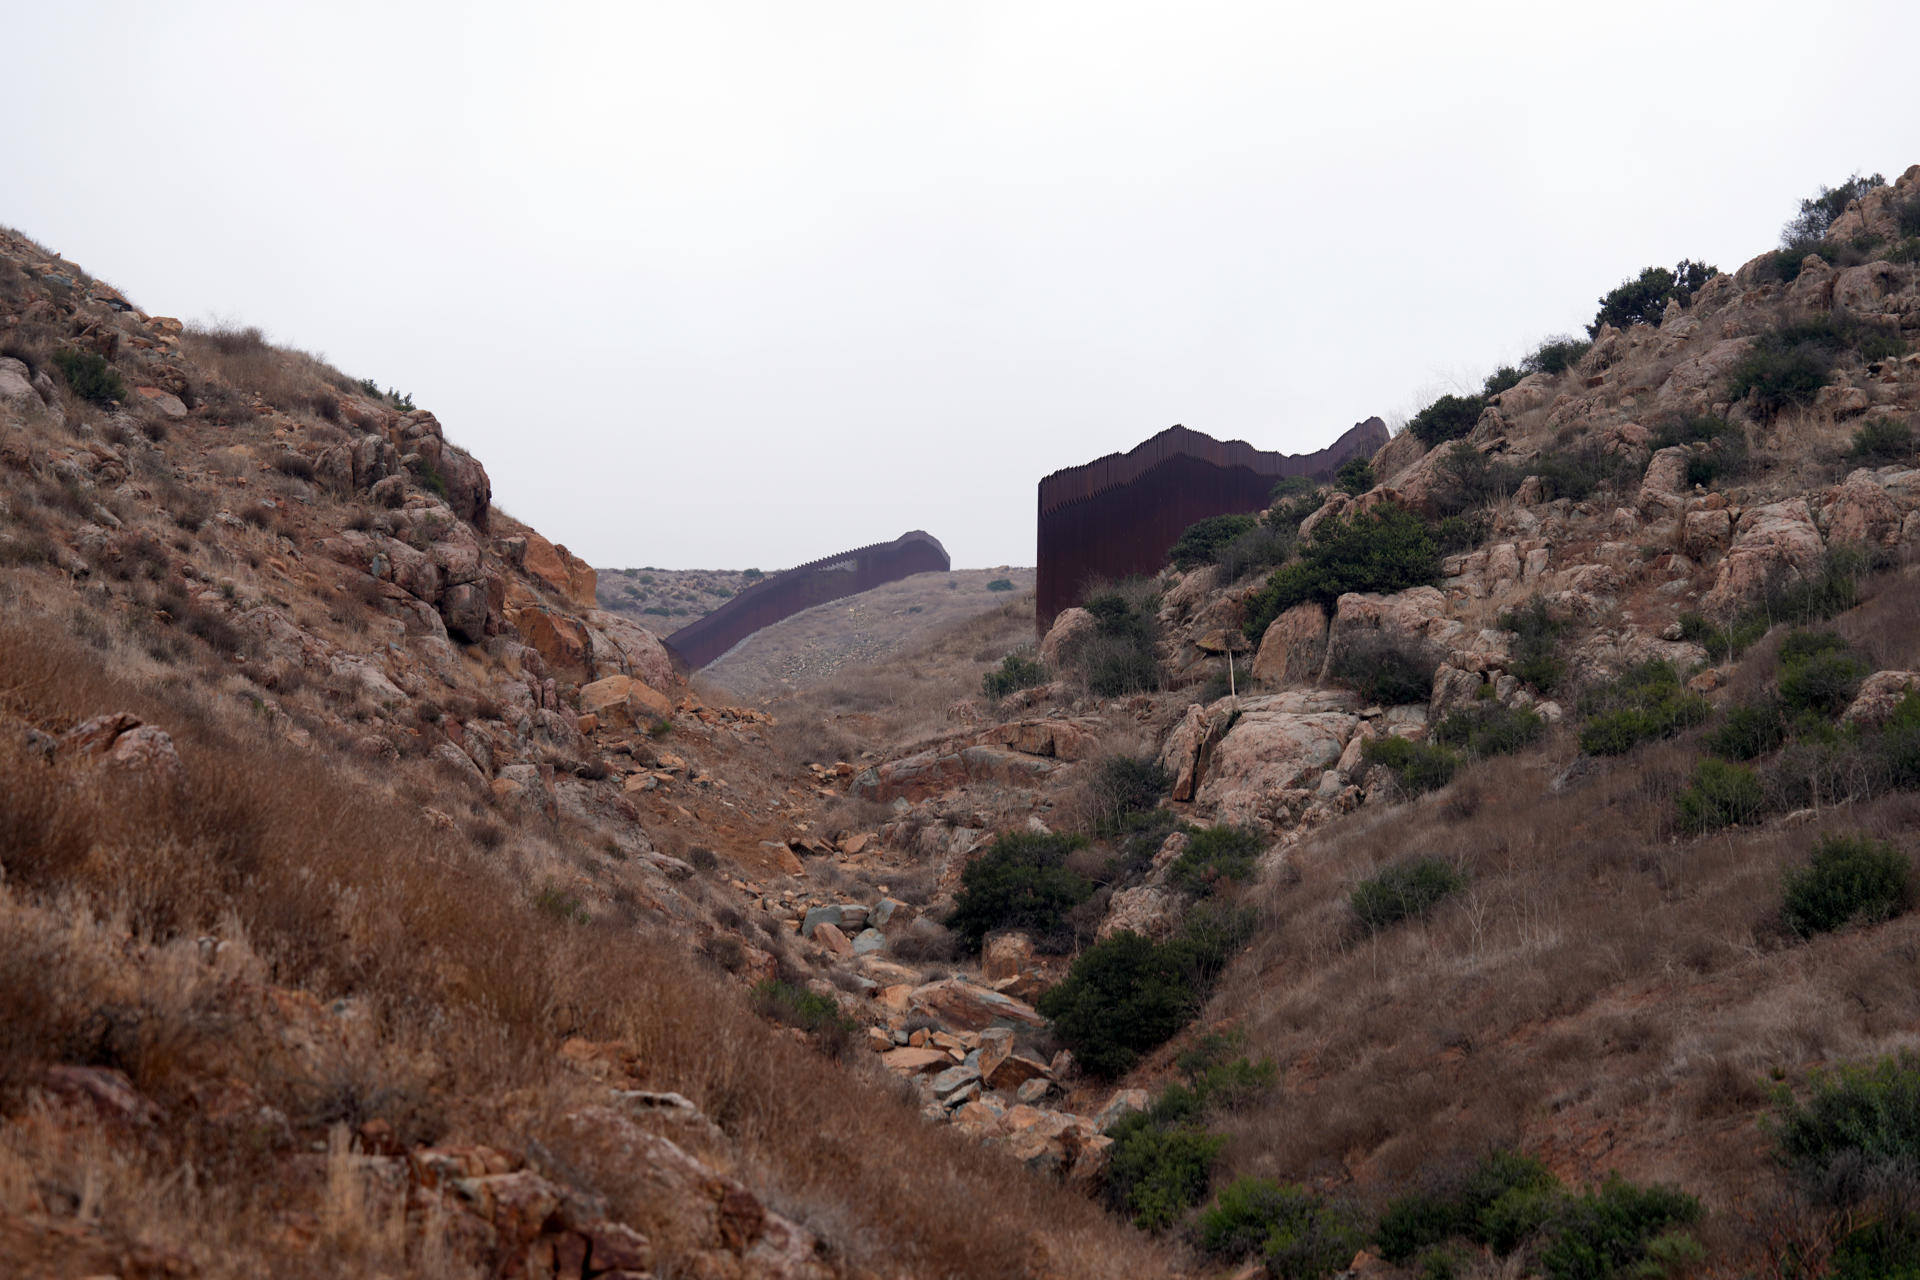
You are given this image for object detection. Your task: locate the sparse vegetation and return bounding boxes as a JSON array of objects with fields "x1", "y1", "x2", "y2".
[
  {"x1": 1335, "y1": 455, "x2": 1375, "y2": 495},
  {"x1": 1079, "y1": 579, "x2": 1165, "y2": 696},
  {"x1": 1782, "y1": 172, "x2": 1886, "y2": 247},
  {"x1": 1502, "y1": 596, "x2": 1570, "y2": 693},
  {"x1": 1362, "y1": 736, "x2": 1460, "y2": 796},
  {"x1": 1577, "y1": 662, "x2": 1710, "y2": 756},
  {"x1": 1168, "y1": 825, "x2": 1264, "y2": 896},
  {"x1": 1328, "y1": 634, "x2": 1437, "y2": 706},
  {"x1": 983, "y1": 649, "x2": 1049, "y2": 699},
  {"x1": 1434, "y1": 703, "x2": 1546, "y2": 758},
  {"x1": 1848, "y1": 417, "x2": 1914, "y2": 464}
]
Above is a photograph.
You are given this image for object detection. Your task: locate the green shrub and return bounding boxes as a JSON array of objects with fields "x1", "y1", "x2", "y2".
[
  {"x1": 1378, "y1": 1150, "x2": 1559, "y2": 1262},
  {"x1": 945, "y1": 831, "x2": 1092, "y2": 951},
  {"x1": 1336, "y1": 456, "x2": 1375, "y2": 496},
  {"x1": 1727, "y1": 316, "x2": 1905, "y2": 421},
  {"x1": 1482, "y1": 365, "x2": 1523, "y2": 397},
  {"x1": 1650, "y1": 414, "x2": 1749, "y2": 487},
  {"x1": 1429, "y1": 443, "x2": 1516, "y2": 517},
  {"x1": 1706, "y1": 697, "x2": 1787, "y2": 761},
  {"x1": 1523, "y1": 335, "x2": 1593, "y2": 377},
  {"x1": 1771, "y1": 1051, "x2": 1920, "y2": 1224},
  {"x1": 50, "y1": 348, "x2": 127, "y2": 405},
  {"x1": 1781, "y1": 833, "x2": 1913, "y2": 938},
  {"x1": 1526, "y1": 444, "x2": 1635, "y2": 502},
  {"x1": 1169, "y1": 825, "x2": 1265, "y2": 896},
  {"x1": 1216, "y1": 522, "x2": 1296, "y2": 583},
  {"x1": 1435, "y1": 703, "x2": 1546, "y2": 757},
  {"x1": 1534, "y1": 1176, "x2": 1702, "y2": 1280},
  {"x1": 1587, "y1": 259, "x2": 1718, "y2": 336},
  {"x1": 1577, "y1": 662, "x2": 1711, "y2": 755},
  {"x1": 1080, "y1": 581, "x2": 1164, "y2": 696},
  {"x1": 1849, "y1": 417, "x2": 1914, "y2": 463},
  {"x1": 1503, "y1": 597, "x2": 1570, "y2": 693},
  {"x1": 750, "y1": 980, "x2": 857, "y2": 1056},
  {"x1": 1104, "y1": 1114, "x2": 1225, "y2": 1230},
  {"x1": 1171, "y1": 514, "x2": 1259, "y2": 571},
  {"x1": 1760, "y1": 545, "x2": 1879, "y2": 625},
  {"x1": 1351, "y1": 855, "x2": 1466, "y2": 933},
  {"x1": 1260, "y1": 1190, "x2": 1370, "y2": 1280},
  {"x1": 986, "y1": 577, "x2": 1015, "y2": 591},
  {"x1": 1328, "y1": 635, "x2": 1438, "y2": 706},
  {"x1": 1408, "y1": 393, "x2": 1488, "y2": 447},
  {"x1": 1086, "y1": 754, "x2": 1172, "y2": 837},
  {"x1": 1676, "y1": 759, "x2": 1765, "y2": 833},
  {"x1": 983, "y1": 651, "x2": 1049, "y2": 699},
  {"x1": 1783, "y1": 172, "x2": 1886, "y2": 247},
  {"x1": 1038, "y1": 905, "x2": 1255, "y2": 1078},
  {"x1": 1199, "y1": 1176, "x2": 1298, "y2": 1259},
  {"x1": 1244, "y1": 506, "x2": 1442, "y2": 636},
  {"x1": 1362, "y1": 737, "x2": 1460, "y2": 795},
  {"x1": 1777, "y1": 630, "x2": 1869, "y2": 719},
  {"x1": 1107, "y1": 807, "x2": 1187, "y2": 882}
]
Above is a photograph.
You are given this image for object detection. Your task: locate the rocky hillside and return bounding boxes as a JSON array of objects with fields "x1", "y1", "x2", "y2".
[
  {"x1": 596, "y1": 564, "x2": 766, "y2": 627},
  {"x1": 8, "y1": 162, "x2": 1920, "y2": 1280}
]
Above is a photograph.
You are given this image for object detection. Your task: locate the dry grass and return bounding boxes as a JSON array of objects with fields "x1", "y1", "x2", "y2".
[
  {"x1": 0, "y1": 614, "x2": 1178, "y2": 1277},
  {"x1": 180, "y1": 321, "x2": 354, "y2": 422},
  {"x1": 1196, "y1": 616, "x2": 1920, "y2": 1237}
]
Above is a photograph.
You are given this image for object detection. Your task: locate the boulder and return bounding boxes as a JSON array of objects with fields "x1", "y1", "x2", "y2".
[
  {"x1": 1843, "y1": 671, "x2": 1920, "y2": 729},
  {"x1": 811, "y1": 922, "x2": 853, "y2": 957},
  {"x1": 1193, "y1": 691, "x2": 1361, "y2": 828},
  {"x1": 1657, "y1": 337, "x2": 1754, "y2": 412},
  {"x1": 995, "y1": 720, "x2": 1094, "y2": 760},
  {"x1": 1039, "y1": 607, "x2": 1096, "y2": 669},
  {"x1": 1819, "y1": 471, "x2": 1905, "y2": 547},
  {"x1": 1705, "y1": 499, "x2": 1826, "y2": 612},
  {"x1": 1638, "y1": 447, "x2": 1692, "y2": 516},
  {"x1": 982, "y1": 932, "x2": 1035, "y2": 982},
  {"x1": 585, "y1": 611, "x2": 678, "y2": 690},
  {"x1": 908, "y1": 979, "x2": 1046, "y2": 1031},
  {"x1": 1369, "y1": 429, "x2": 1428, "y2": 485},
  {"x1": 1249, "y1": 602, "x2": 1329, "y2": 689},
  {"x1": 440, "y1": 581, "x2": 489, "y2": 644},
  {"x1": 522, "y1": 531, "x2": 598, "y2": 609},
  {"x1": 1323, "y1": 587, "x2": 1449, "y2": 677},
  {"x1": 0, "y1": 357, "x2": 38, "y2": 405},
  {"x1": 1681, "y1": 508, "x2": 1734, "y2": 559},
  {"x1": 1158, "y1": 702, "x2": 1228, "y2": 802},
  {"x1": 1097, "y1": 885, "x2": 1184, "y2": 941}
]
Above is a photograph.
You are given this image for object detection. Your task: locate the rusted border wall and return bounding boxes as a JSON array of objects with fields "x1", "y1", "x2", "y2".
[
  {"x1": 664, "y1": 530, "x2": 952, "y2": 669},
  {"x1": 1035, "y1": 420, "x2": 1387, "y2": 629}
]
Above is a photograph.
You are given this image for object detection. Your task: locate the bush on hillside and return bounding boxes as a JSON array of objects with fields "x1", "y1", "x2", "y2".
[
  {"x1": 1170, "y1": 514, "x2": 1259, "y2": 571},
  {"x1": 1587, "y1": 259, "x2": 1718, "y2": 336},
  {"x1": 1783, "y1": 172, "x2": 1886, "y2": 247},
  {"x1": 1243, "y1": 506, "x2": 1442, "y2": 639},
  {"x1": 1377, "y1": 1150, "x2": 1559, "y2": 1262},
  {"x1": 1434, "y1": 703, "x2": 1546, "y2": 757},
  {"x1": 750, "y1": 980, "x2": 858, "y2": 1057},
  {"x1": 985, "y1": 577, "x2": 1015, "y2": 591},
  {"x1": 1776, "y1": 629, "x2": 1869, "y2": 719},
  {"x1": 1705, "y1": 697, "x2": 1787, "y2": 761},
  {"x1": 1192, "y1": 1177, "x2": 1367, "y2": 1278},
  {"x1": 1726, "y1": 315, "x2": 1905, "y2": 421},
  {"x1": 51, "y1": 347, "x2": 127, "y2": 405},
  {"x1": 1351, "y1": 855, "x2": 1466, "y2": 933},
  {"x1": 1407, "y1": 393, "x2": 1487, "y2": 447},
  {"x1": 1037, "y1": 902, "x2": 1255, "y2": 1078},
  {"x1": 1502, "y1": 596, "x2": 1570, "y2": 693},
  {"x1": 1105, "y1": 1049, "x2": 1277, "y2": 1232},
  {"x1": 1577, "y1": 662, "x2": 1710, "y2": 756},
  {"x1": 983, "y1": 651, "x2": 1049, "y2": 699},
  {"x1": 1084, "y1": 754, "x2": 1172, "y2": 837},
  {"x1": 1168, "y1": 825, "x2": 1264, "y2": 896},
  {"x1": 1848, "y1": 417, "x2": 1915, "y2": 463},
  {"x1": 1781, "y1": 833, "x2": 1913, "y2": 938},
  {"x1": 1362, "y1": 736, "x2": 1461, "y2": 796},
  {"x1": 1214, "y1": 522, "x2": 1295, "y2": 583},
  {"x1": 1523, "y1": 335, "x2": 1593, "y2": 377},
  {"x1": 1651, "y1": 414, "x2": 1749, "y2": 487},
  {"x1": 1080, "y1": 581, "x2": 1164, "y2": 696},
  {"x1": 1760, "y1": 544, "x2": 1880, "y2": 626},
  {"x1": 1335, "y1": 455, "x2": 1375, "y2": 496},
  {"x1": 1675, "y1": 758, "x2": 1765, "y2": 834},
  {"x1": 1327, "y1": 634, "x2": 1438, "y2": 706},
  {"x1": 1677, "y1": 610, "x2": 1768, "y2": 664},
  {"x1": 945, "y1": 831, "x2": 1092, "y2": 952}
]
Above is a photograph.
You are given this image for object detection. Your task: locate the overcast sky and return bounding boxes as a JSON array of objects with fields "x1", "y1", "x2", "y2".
[{"x1": 5, "y1": 3, "x2": 1917, "y2": 569}]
